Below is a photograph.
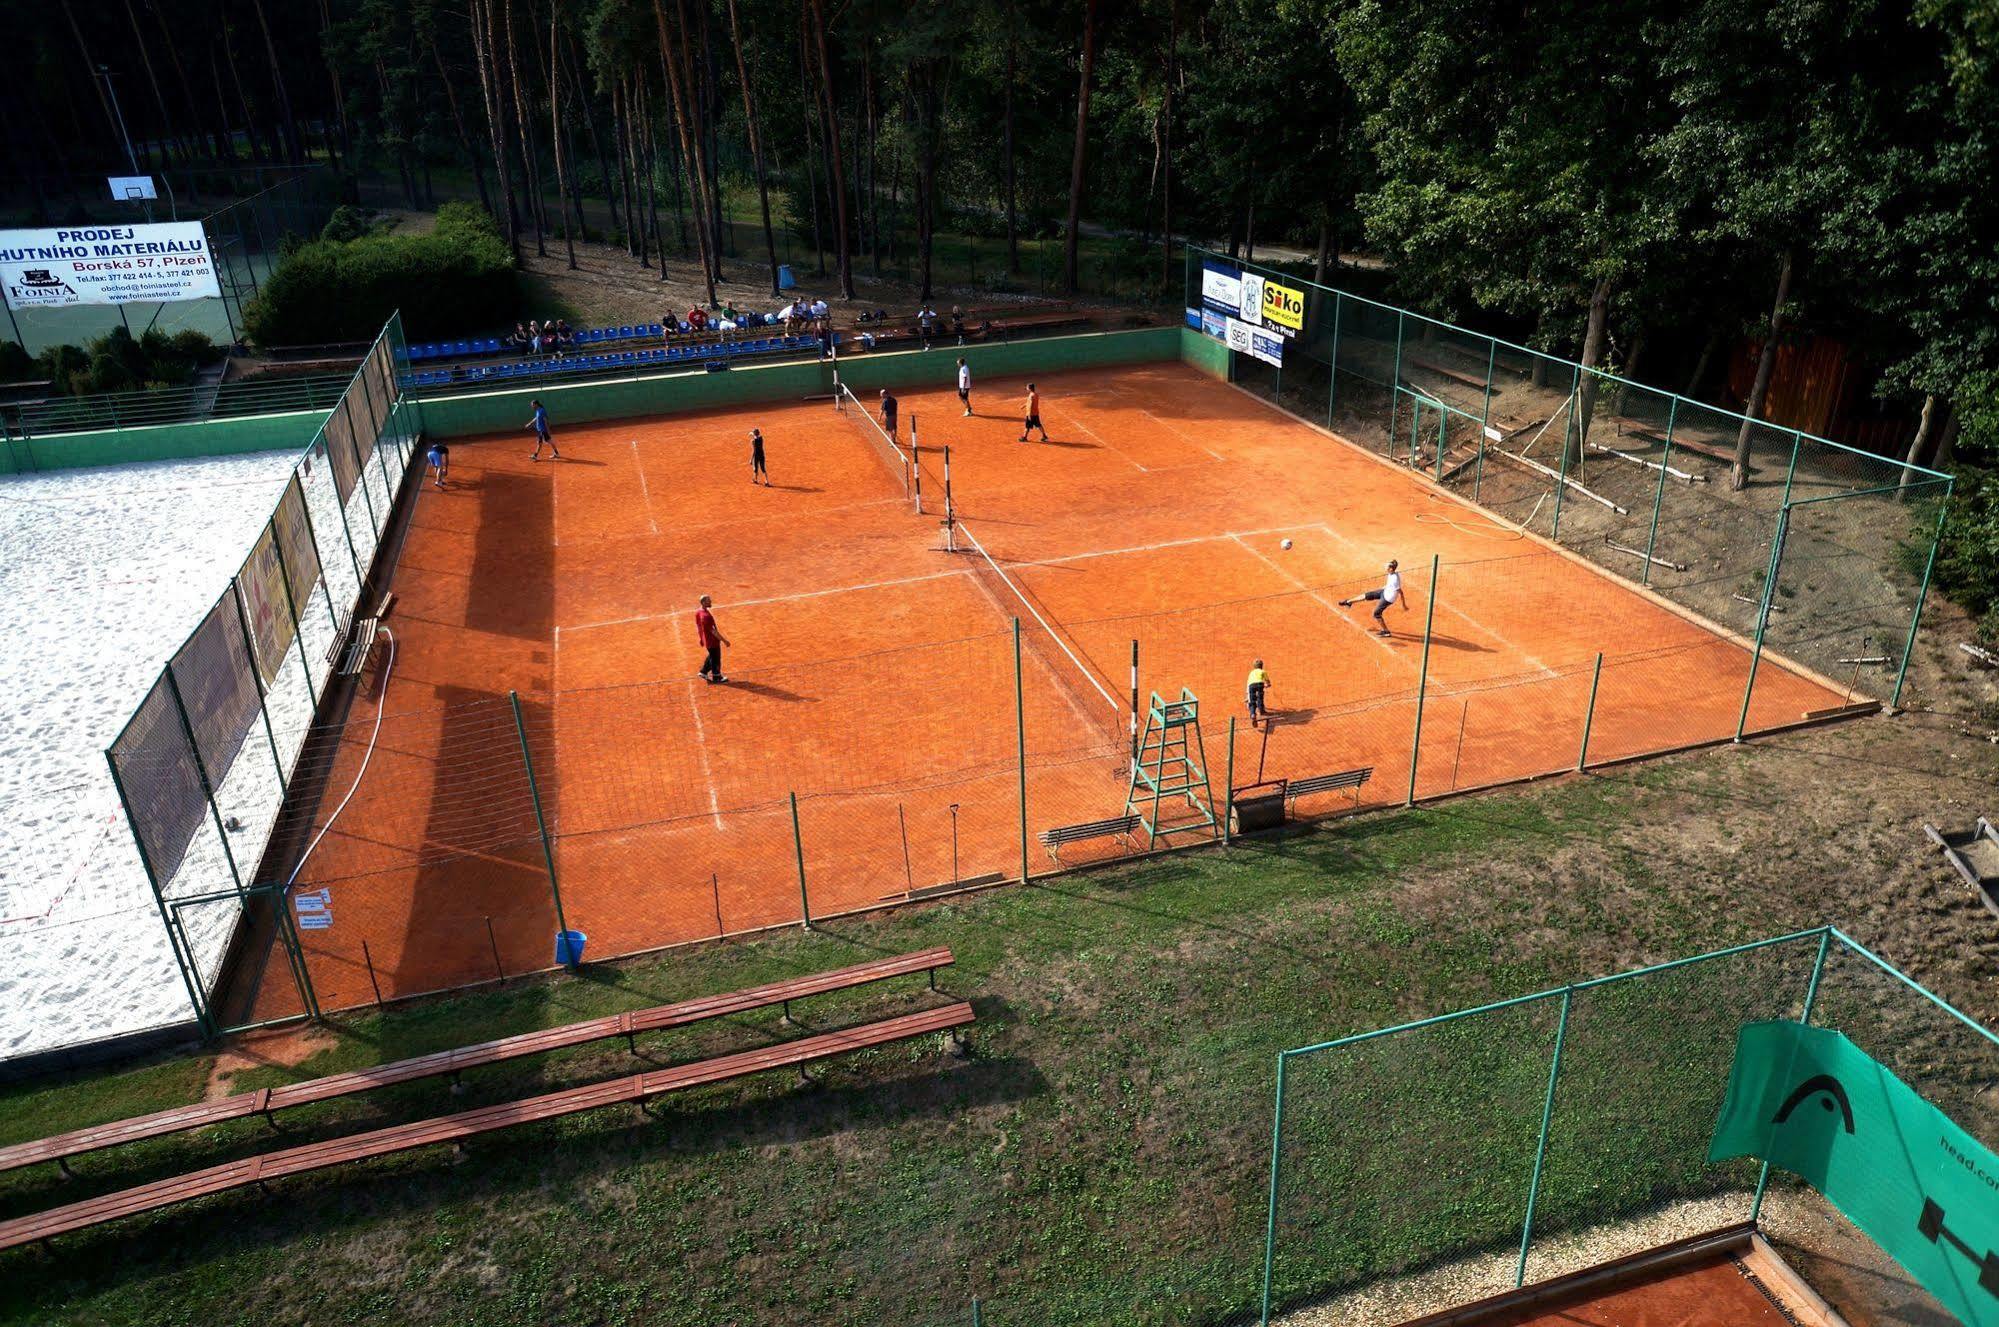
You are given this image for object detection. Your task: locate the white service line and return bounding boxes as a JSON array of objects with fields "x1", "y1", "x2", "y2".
[
  {"x1": 1309, "y1": 522, "x2": 1559, "y2": 678},
  {"x1": 1227, "y1": 533, "x2": 1400, "y2": 660},
  {"x1": 685, "y1": 678, "x2": 726, "y2": 831},
  {"x1": 1043, "y1": 401, "x2": 1147, "y2": 472},
  {"x1": 562, "y1": 567, "x2": 973, "y2": 635},
  {"x1": 631, "y1": 439, "x2": 660, "y2": 534},
  {"x1": 1105, "y1": 385, "x2": 1226, "y2": 461},
  {"x1": 960, "y1": 558, "x2": 1103, "y2": 733},
  {"x1": 1019, "y1": 524, "x2": 1323, "y2": 572}
]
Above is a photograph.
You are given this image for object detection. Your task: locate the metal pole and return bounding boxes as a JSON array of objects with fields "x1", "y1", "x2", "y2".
[
  {"x1": 1893, "y1": 495, "x2": 1949, "y2": 709},
  {"x1": 911, "y1": 415, "x2": 923, "y2": 514},
  {"x1": 1406, "y1": 555, "x2": 1440, "y2": 806},
  {"x1": 326, "y1": 433, "x2": 368, "y2": 591},
  {"x1": 1259, "y1": 1050, "x2": 1288, "y2": 1325},
  {"x1": 353, "y1": 356, "x2": 395, "y2": 504},
  {"x1": 1326, "y1": 293, "x2": 1342, "y2": 427},
  {"x1": 1577, "y1": 653, "x2": 1602, "y2": 772},
  {"x1": 1515, "y1": 986, "x2": 1572, "y2": 1286},
  {"x1": 509, "y1": 690, "x2": 572, "y2": 958},
  {"x1": 1551, "y1": 366, "x2": 1577, "y2": 540},
  {"x1": 790, "y1": 790, "x2": 812, "y2": 928},
  {"x1": 1736, "y1": 506, "x2": 1789, "y2": 740},
  {"x1": 340, "y1": 400, "x2": 382, "y2": 539},
  {"x1": 1224, "y1": 716, "x2": 1236, "y2": 846},
  {"x1": 163, "y1": 667, "x2": 248, "y2": 897},
  {"x1": 266, "y1": 515, "x2": 320, "y2": 701},
  {"x1": 1641, "y1": 398, "x2": 1677, "y2": 587},
  {"x1": 228, "y1": 578, "x2": 287, "y2": 791},
  {"x1": 1780, "y1": 430, "x2": 1802, "y2": 506},
  {"x1": 1015, "y1": 619, "x2": 1029, "y2": 885},
  {"x1": 1388, "y1": 312, "x2": 1405, "y2": 446},
  {"x1": 289, "y1": 470, "x2": 346, "y2": 634},
  {"x1": 1129, "y1": 639, "x2": 1140, "y2": 764},
  {"x1": 1750, "y1": 929, "x2": 1832, "y2": 1223},
  {"x1": 106, "y1": 749, "x2": 215, "y2": 1038},
  {"x1": 1481, "y1": 340, "x2": 1496, "y2": 424}
]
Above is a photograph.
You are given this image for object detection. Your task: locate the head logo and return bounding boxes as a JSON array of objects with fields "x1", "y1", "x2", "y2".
[{"x1": 1773, "y1": 1073, "x2": 1856, "y2": 1133}]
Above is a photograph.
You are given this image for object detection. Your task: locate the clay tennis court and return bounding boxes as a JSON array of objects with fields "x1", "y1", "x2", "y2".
[{"x1": 240, "y1": 358, "x2": 1850, "y2": 1018}]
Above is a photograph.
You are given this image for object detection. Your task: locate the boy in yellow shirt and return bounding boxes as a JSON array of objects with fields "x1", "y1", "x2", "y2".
[{"x1": 1246, "y1": 659, "x2": 1272, "y2": 729}]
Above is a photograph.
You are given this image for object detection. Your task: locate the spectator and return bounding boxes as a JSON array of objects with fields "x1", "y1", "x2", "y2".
[
  {"x1": 722, "y1": 301, "x2": 740, "y2": 324},
  {"x1": 951, "y1": 305, "x2": 966, "y2": 342},
  {"x1": 527, "y1": 319, "x2": 543, "y2": 354},
  {"x1": 687, "y1": 305, "x2": 709, "y2": 332},
  {"x1": 810, "y1": 296, "x2": 829, "y2": 326},
  {"x1": 510, "y1": 322, "x2": 531, "y2": 353},
  {"x1": 555, "y1": 319, "x2": 574, "y2": 355}
]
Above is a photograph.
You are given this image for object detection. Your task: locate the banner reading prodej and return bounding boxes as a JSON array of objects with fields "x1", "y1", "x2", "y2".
[
  {"x1": 1710, "y1": 1020, "x2": 1999, "y2": 1327},
  {"x1": 0, "y1": 223, "x2": 220, "y2": 309}
]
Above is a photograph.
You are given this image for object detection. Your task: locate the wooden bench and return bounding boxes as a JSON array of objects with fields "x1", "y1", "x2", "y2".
[
  {"x1": 1284, "y1": 766, "x2": 1374, "y2": 810},
  {"x1": 0, "y1": 947, "x2": 953, "y2": 1178},
  {"x1": 0, "y1": 1003, "x2": 974, "y2": 1252},
  {"x1": 1039, "y1": 814, "x2": 1142, "y2": 862},
  {"x1": 326, "y1": 592, "x2": 395, "y2": 677}
]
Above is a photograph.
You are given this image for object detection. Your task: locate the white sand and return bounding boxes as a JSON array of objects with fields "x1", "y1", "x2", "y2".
[{"x1": 0, "y1": 450, "x2": 310, "y2": 1059}]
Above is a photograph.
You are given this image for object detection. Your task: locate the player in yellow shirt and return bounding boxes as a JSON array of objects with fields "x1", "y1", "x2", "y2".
[{"x1": 1245, "y1": 659, "x2": 1272, "y2": 729}]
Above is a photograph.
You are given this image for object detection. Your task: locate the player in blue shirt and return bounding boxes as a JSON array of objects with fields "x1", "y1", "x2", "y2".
[{"x1": 527, "y1": 400, "x2": 561, "y2": 461}]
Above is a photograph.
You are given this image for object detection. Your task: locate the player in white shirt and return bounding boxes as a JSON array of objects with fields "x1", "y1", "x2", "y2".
[
  {"x1": 1340, "y1": 559, "x2": 1410, "y2": 637},
  {"x1": 956, "y1": 358, "x2": 973, "y2": 416}
]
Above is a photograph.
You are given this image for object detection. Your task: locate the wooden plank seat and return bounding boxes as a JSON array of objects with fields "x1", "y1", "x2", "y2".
[
  {"x1": 1039, "y1": 814, "x2": 1142, "y2": 862},
  {"x1": 0, "y1": 947, "x2": 953, "y2": 1177},
  {"x1": 0, "y1": 1003, "x2": 974, "y2": 1253},
  {"x1": 1284, "y1": 766, "x2": 1374, "y2": 808}
]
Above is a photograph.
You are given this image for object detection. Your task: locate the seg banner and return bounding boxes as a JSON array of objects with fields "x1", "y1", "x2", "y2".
[
  {"x1": 1225, "y1": 317, "x2": 1284, "y2": 367},
  {"x1": 0, "y1": 223, "x2": 221, "y2": 309}
]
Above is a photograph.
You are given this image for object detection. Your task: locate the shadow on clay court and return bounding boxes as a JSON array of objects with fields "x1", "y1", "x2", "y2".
[{"x1": 720, "y1": 679, "x2": 813, "y2": 703}]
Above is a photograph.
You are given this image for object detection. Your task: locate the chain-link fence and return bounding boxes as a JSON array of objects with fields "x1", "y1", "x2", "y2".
[
  {"x1": 1260, "y1": 927, "x2": 1999, "y2": 1327},
  {"x1": 1191, "y1": 250, "x2": 1955, "y2": 712},
  {"x1": 103, "y1": 314, "x2": 419, "y2": 1036}
]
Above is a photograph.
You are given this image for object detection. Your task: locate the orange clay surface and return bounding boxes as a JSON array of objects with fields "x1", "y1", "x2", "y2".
[
  {"x1": 246, "y1": 361, "x2": 1845, "y2": 1017},
  {"x1": 1469, "y1": 1252, "x2": 1796, "y2": 1326}
]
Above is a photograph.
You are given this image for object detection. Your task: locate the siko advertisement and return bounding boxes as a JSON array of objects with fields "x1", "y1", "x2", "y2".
[{"x1": 0, "y1": 223, "x2": 221, "y2": 309}]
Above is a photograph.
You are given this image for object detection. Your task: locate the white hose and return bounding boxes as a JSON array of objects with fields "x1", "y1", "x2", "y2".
[{"x1": 286, "y1": 625, "x2": 398, "y2": 888}]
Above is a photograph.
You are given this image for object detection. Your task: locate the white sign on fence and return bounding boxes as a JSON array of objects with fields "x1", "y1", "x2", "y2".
[{"x1": 0, "y1": 223, "x2": 220, "y2": 310}]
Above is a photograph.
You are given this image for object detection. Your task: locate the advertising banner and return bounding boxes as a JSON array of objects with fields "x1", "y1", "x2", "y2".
[
  {"x1": 0, "y1": 223, "x2": 220, "y2": 309},
  {"x1": 1201, "y1": 260, "x2": 1243, "y2": 317},
  {"x1": 1226, "y1": 317, "x2": 1284, "y2": 367},
  {"x1": 237, "y1": 528, "x2": 299, "y2": 687},
  {"x1": 1201, "y1": 308, "x2": 1227, "y2": 342},
  {"x1": 1239, "y1": 273, "x2": 1266, "y2": 326},
  {"x1": 1261, "y1": 278, "x2": 1306, "y2": 336}
]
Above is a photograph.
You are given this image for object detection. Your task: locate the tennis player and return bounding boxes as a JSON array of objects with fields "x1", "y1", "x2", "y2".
[
  {"x1": 957, "y1": 358, "x2": 973, "y2": 416},
  {"x1": 1246, "y1": 659, "x2": 1273, "y2": 728},
  {"x1": 527, "y1": 399, "x2": 560, "y2": 460},
  {"x1": 695, "y1": 595, "x2": 730, "y2": 683},
  {"x1": 750, "y1": 428, "x2": 768, "y2": 485},
  {"x1": 1340, "y1": 560, "x2": 1409, "y2": 637},
  {"x1": 426, "y1": 441, "x2": 450, "y2": 490},
  {"x1": 1018, "y1": 383, "x2": 1049, "y2": 443},
  {"x1": 879, "y1": 388, "x2": 900, "y2": 442}
]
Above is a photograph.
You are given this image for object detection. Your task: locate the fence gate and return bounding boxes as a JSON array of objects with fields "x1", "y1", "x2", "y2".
[{"x1": 166, "y1": 882, "x2": 320, "y2": 1035}]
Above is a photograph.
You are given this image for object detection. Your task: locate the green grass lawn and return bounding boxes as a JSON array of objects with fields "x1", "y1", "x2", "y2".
[{"x1": 0, "y1": 764, "x2": 1798, "y2": 1327}]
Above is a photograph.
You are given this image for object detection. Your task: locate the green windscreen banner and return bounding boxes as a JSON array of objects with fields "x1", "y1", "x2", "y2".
[{"x1": 1710, "y1": 1020, "x2": 1999, "y2": 1326}]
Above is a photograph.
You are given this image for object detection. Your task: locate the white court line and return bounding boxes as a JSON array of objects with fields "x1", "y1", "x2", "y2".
[
  {"x1": 1104, "y1": 384, "x2": 1226, "y2": 461},
  {"x1": 960, "y1": 554, "x2": 1104, "y2": 734},
  {"x1": 1019, "y1": 524, "x2": 1322, "y2": 572},
  {"x1": 631, "y1": 439, "x2": 660, "y2": 534},
  {"x1": 1041, "y1": 400, "x2": 1148, "y2": 473},
  {"x1": 1227, "y1": 533, "x2": 1400, "y2": 660},
  {"x1": 684, "y1": 678, "x2": 726, "y2": 831},
  {"x1": 562, "y1": 567, "x2": 972, "y2": 635},
  {"x1": 1309, "y1": 522, "x2": 1559, "y2": 678}
]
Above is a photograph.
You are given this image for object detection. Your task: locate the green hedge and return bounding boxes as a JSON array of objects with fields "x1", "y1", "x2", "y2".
[{"x1": 243, "y1": 203, "x2": 515, "y2": 347}]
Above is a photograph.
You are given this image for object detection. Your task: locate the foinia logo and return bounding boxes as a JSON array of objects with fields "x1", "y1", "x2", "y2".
[{"x1": 8, "y1": 268, "x2": 75, "y2": 302}]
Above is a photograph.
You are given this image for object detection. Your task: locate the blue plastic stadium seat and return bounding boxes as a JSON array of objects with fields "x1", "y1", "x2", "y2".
[
  {"x1": 615, "y1": 325, "x2": 632, "y2": 339},
  {"x1": 646, "y1": 323, "x2": 664, "y2": 336}
]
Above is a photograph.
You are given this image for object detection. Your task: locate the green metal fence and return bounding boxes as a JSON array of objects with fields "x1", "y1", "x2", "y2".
[
  {"x1": 1187, "y1": 249, "x2": 1955, "y2": 709},
  {"x1": 1259, "y1": 926, "x2": 1999, "y2": 1327},
  {"x1": 103, "y1": 313, "x2": 422, "y2": 1038}
]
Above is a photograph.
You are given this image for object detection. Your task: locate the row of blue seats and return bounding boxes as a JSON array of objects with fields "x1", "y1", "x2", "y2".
[
  {"x1": 406, "y1": 320, "x2": 801, "y2": 362},
  {"x1": 400, "y1": 335, "x2": 822, "y2": 389}
]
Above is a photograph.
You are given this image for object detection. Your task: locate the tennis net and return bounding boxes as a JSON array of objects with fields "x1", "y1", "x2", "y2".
[
  {"x1": 836, "y1": 383, "x2": 910, "y2": 497},
  {"x1": 959, "y1": 521, "x2": 1128, "y2": 754}
]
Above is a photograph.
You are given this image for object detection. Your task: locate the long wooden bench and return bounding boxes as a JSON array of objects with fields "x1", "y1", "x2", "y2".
[
  {"x1": 0, "y1": 1002, "x2": 975, "y2": 1253},
  {"x1": 1284, "y1": 766, "x2": 1374, "y2": 810},
  {"x1": 1039, "y1": 814, "x2": 1142, "y2": 862},
  {"x1": 0, "y1": 947, "x2": 953, "y2": 1178}
]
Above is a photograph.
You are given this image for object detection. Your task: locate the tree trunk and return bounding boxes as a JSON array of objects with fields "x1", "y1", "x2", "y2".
[
  {"x1": 799, "y1": 9, "x2": 826, "y2": 276},
  {"x1": 1684, "y1": 321, "x2": 1725, "y2": 400},
  {"x1": 866, "y1": 47, "x2": 881, "y2": 277},
  {"x1": 549, "y1": 6, "x2": 577, "y2": 268},
  {"x1": 1899, "y1": 393, "x2": 1937, "y2": 490},
  {"x1": 246, "y1": 0, "x2": 301, "y2": 163},
  {"x1": 1003, "y1": 0, "x2": 1018, "y2": 275},
  {"x1": 615, "y1": 81, "x2": 639, "y2": 259},
  {"x1": 317, "y1": 0, "x2": 352, "y2": 162},
  {"x1": 1567, "y1": 274, "x2": 1614, "y2": 468},
  {"x1": 504, "y1": 0, "x2": 548, "y2": 256},
  {"x1": 1611, "y1": 329, "x2": 1646, "y2": 415},
  {"x1": 1313, "y1": 216, "x2": 1331, "y2": 286},
  {"x1": 1160, "y1": 0, "x2": 1175, "y2": 293},
  {"x1": 430, "y1": 37, "x2": 493, "y2": 215},
  {"x1": 806, "y1": 0, "x2": 855, "y2": 298},
  {"x1": 642, "y1": 80, "x2": 667, "y2": 277},
  {"x1": 1931, "y1": 404, "x2": 1960, "y2": 470},
  {"x1": 1062, "y1": 0, "x2": 1100, "y2": 293},
  {"x1": 151, "y1": 0, "x2": 214, "y2": 171},
  {"x1": 1731, "y1": 248, "x2": 1793, "y2": 491},
  {"x1": 122, "y1": 0, "x2": 187, "y2": 170},
  {"x1": 469, "y1": 0, "x2": 521, "y2": 256},
  {"x1": 653, "y1": 0, "x2": 719, "y2": 304},
  {"x1": 725, "y1": 0, "x2": 783, "y2": 297}
]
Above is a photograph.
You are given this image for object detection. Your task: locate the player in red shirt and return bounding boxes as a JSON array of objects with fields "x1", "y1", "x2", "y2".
[{"x1": 695, "y1": 594, "x2": 730, "y2": 683}]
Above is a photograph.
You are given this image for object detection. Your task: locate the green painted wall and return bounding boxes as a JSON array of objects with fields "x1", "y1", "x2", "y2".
[
  {"x1": 417, "y1": 326, "x2": 1182, "y2": 438},
  {"x1": 1179, "y1": 326, "x2": 1230, "y2": 379},
  {"x1": 0, "y1": 408, "x2": 331, "y2": 476}
]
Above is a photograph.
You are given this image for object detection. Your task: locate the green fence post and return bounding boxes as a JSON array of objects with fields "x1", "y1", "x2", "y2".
[
  {"x1": 1551, "y1": 365, "x2": 1578, "y2": 541},
  {"x1": 1406, "y1": 555, "x2": 1440, "y2": 806},
  {"x1": 1780, "y1": 429, "x2": 1802, "y2": 506},
  {"x1": 326, "y1": 436, "x2": 368, "y2": 591},
  {"x1": 1577, "y1": 652, "x2": 1602, "y2": 771},
  {"x1": 1259, "y1": 1050, "x2": 1288, "y2": 1326},
  {"x1": 228, "y1": 578, "x2": 287, "y2": 792},
  {"x1": 1326, "y1": 292, "x2": 1342, "y2": 427},
  {"x1": 105, "y1": 749, "x2": 216, "y2": 1039},
  {"x1": 790, "y1": 790, "x2": 812, "y2": 928},
  {"x1": 288, "y1": 471, "x2": 345, "y2": 636},
  {"x1": 972, "y1": 1297, "x2": 983, "y2": 1327},
  {"x1": 1737, "y1": 506, "x2": 1789, "y2": 740},
  {"x1": 1893, "y1": 494, "x2": 1949, "y2": 709},
  {"x1": 1515, "y1": 986, "x2": 1572, "y2": 1287},
  {"x1": 1641, "y1": 398, "x2": 1677, "y2": 587},
  {"x1": 1750, "y1": 928, "x2": 1832, "y2": 1224},
  {"x1": 1389, "y1": 313, "x2": 1405, "y2": 445},
  {"x1": 1223, "y1": 716, "x2": 1236, "y2": 845},
  {"x1": 1015, "y1": 619, "x2": 1030, "y2": 884},
  {"x1": 1481, "y1": 340, "x2": 1497, "y2": 424},
  {"x1": 509, "y1": 690, "x2": 572, "y2": 960}
]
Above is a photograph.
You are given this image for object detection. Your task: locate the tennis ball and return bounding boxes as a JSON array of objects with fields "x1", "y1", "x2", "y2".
[{"x1": 1280, "y1": 538, "x2": 1293, "y2": 551}]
